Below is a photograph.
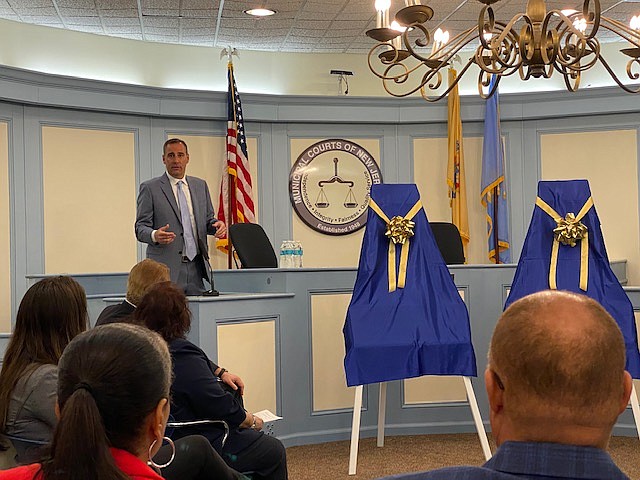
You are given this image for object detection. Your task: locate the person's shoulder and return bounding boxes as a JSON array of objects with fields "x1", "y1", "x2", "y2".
[
  {"x1": 22, "y1": 363, "x2": 57, "y2": 385},
  {"x1": 96, "y1": 302, "x2": 134, "y2": 326},
  {"x1": 186, "y1": 175, "x2": 207, "y2": 186},
  {"x1": 169, "y1": 337, "x2": 201, "y2": 354},
  {"x1": 140, "y1": 174, "x2": 166, "y2": 187},
  {"x1": 95, "y1": 304, "x2": 120, "y2": 325},
  {"x1": 0, "y1": 463, "x2": 42, "y2": 479},
  {"x1": 378, "y1": 466, "x2": 504, "y2": 480}
]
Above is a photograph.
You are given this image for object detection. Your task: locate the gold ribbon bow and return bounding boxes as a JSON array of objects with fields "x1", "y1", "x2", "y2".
[
  {"x1": 385, "y1": 216, "x2": 415, "y2": 245},
  {"x1": 535, "y1": 196, "x2": 594, "y2": 291},
  {"x1": 553, "y1": 213, "x2": 588, "y2": 247},
  {"x1": 369, "y1": 198, "x2": 422, "y2": 292}
]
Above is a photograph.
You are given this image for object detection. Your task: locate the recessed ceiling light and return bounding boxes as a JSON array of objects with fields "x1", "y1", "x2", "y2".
[{"x1": 244, "y1": 8, "x2": 276, "y2": 17}]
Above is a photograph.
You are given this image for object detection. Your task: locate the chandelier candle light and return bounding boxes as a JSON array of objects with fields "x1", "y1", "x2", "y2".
[{"x1": 366, "y1": 0, "x2": 640, "y2": 101}]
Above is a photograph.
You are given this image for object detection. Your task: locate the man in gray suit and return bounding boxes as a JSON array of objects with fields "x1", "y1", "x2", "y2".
[{"x1": 135, "y1": 138, "x2": 226, "y2": 295}]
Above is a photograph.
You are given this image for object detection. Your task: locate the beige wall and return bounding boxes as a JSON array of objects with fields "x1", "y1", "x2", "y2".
[
  {"x1": 404, "y1": 376, "x2": 467, "y2": 404},
  {"x1": 290, "y1": 138, "x2": 380, "y2": 268},
  {"x1": 0, "y1": 20, "x2": 635, "y2": 97},
  {"x1": 42, "y1": 127, "x2": 136, "y2": 274},
  {"x1": 541, "y1": 130, "x2": 640, "y2": 284},
  {"x1": 217, "y1": 320, "x2": 277, "y2": 414},
  {"x1": 0, "y1": 122, "x2": 9, "y2": 332},
  {"x1": 311, "y1": 293, "x2": 354, "y2": 411},
  {"x1": 167, "y1": 134, "x2": 259, "y2": 270},
  {"x1": 414, "y1": 136, "x2": 490, "y2": 264},
  {"x1": 0, "y1": 19, "x2": 386, "y2": 97}
]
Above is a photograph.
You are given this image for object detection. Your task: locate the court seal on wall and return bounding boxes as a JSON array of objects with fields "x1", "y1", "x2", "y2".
[{"x1": 289, "y1": 139, "x2": 383, "y2": 235}]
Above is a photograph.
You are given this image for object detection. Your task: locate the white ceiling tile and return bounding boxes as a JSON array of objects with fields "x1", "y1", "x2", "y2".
[
  {"x1": 103, "y1": 25, "x2": 141, "y2": 33},
  {"x1": 113, "y1": 32, "x2": 143, "y2": 39},
  {"x1": 102, "y1": 16, "x2": 138, "y2": 25},
  {"x1": 20, "y1": 15, "x2": 61, "y2": 22},
  {"x1": 180, "y1": 9, "x2": 215, "y2": 17},
  {"x1": 100, "y1": 8, "x2": 138, "y2": 17},
  {"x1": 8, "y1": 0, "x2": 52, "y2": 6},
  {"x1": 12, "y1": 6, "x2": 57, "y2": 15},
  {"x1": 65, "y1": 16, "x2": 101, "y2": 25},
  {"x1": 95, "y1": 0, "x2": 136, "y2": 8},
  {"x1": 69, "y1": 24, "x2": 104, "y2": 33},
  {"x1": 0, "y1": 1, "x2": 636, "y2": 54}
]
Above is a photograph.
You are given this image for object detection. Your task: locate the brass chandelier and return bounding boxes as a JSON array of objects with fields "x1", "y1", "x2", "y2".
[{"x1": 366, "y1": 0, "x2": 640, "y2": 101}]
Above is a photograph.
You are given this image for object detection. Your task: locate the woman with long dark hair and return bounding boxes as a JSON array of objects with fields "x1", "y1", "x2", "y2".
[
  {"x1": 0, "y1": 277, "x2": 87, "y2": 463},
  {"x1": 1, "y1": 322, "x2": 172, "y2": 479},
  {"x1": 134, "y1": 282, "x2": 288, "y2": 480}
]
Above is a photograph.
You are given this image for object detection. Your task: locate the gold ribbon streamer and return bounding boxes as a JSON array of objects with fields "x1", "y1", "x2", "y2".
[
  {"x1": 535, "y1": 196, "x2": 594, "y2": 291},
  {"x1": 369, "y1": 199, "x2": 423, "y2": 292}
]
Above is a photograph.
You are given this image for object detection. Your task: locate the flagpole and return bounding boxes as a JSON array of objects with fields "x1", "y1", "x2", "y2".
[
  {"x1": 492, "y1": 186, "x2": 499, "y2": 264},
  {"x1": 227, "y1": 59, "x2": 235, "y2": 270}
]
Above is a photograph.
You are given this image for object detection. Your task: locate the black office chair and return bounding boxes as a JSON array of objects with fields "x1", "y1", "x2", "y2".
[
  {"x1": 430, "y1": 222, "x2": 465, "y2": 265},
  {"x1": 228, "y1": 223, "x2": 278, "y2": 268}
]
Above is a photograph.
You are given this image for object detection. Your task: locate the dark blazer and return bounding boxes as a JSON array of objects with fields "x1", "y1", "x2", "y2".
[
  {"x1": 135, "y1": 173, "x2": 217, "y2": 284},
  {"x1": 169, "y1": 338, "x2": 262, "y2": 455},
  {"x1": 95, "y1": 301, "x2": 136, "y2": 326}
]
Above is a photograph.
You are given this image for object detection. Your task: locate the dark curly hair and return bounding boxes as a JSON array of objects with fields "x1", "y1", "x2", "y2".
[{"x1": 133, "y1": 281, "x2": 191, "y2": 341}]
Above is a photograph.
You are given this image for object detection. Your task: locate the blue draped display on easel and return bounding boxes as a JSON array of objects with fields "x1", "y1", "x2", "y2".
[
  {"x1": 343, "y1": 184, "x2": 477, "y2": 387},
  {"x1": 506, "y1": 180, "x2": 640, "y2": 378}
]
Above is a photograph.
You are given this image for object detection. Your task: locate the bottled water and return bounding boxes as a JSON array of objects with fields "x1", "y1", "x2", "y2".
[
  {"x1": 279, "y1": 241, "x2": 295, "y2": 268},
  {"x1": 293, "y1": 241, "x2": 304, "y2": 268}
]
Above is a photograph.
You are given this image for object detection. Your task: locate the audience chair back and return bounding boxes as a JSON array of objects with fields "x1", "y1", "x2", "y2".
[
  {"x1": 430, "y1": 222, "x2": 465, "y2": 264},
  {"x1": 166, "y1": 418, "x2": 230, "y2": 448},
  {"x1": 228, "y1": 223, "x2": 278, "y2": 268}
]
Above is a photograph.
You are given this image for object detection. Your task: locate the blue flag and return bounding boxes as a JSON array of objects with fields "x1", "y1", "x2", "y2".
[{"x1": 480, "y1": 76, "x2": 510, "y2": 263}]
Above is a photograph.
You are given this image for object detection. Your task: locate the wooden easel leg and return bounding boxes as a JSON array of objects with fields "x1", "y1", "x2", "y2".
[
  {"x1": 348, "y1": 385, "x2": 364, "y2": 475},
  {"x1": 629, "y1": 383, "x2": 640, "y2": 439},
  {"x1": 463, "y1": 376, "x2": 492, "y2": 461},
  {"x1": 377, "y1": 382, "x2": 387, "y2": 447}
]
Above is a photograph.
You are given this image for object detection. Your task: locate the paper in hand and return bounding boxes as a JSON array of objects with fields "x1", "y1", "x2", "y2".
[{"x1": 253, "y1": 409, "x2": 282, "y2": 423}]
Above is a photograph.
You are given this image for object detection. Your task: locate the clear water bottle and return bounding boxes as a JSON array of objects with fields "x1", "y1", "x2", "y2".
[
  {"x1": 280, "y1": 241, "x2": 295, "y2": 268},
  {"x1": 280, "y1": 241, "x2": 288, "y2": 268},
  {"x1": 293, "y1": 241, "x2": 303, "y2": 268},
  {"x1": 299, "y1": 242, "x2": 303, "y2": 268}
]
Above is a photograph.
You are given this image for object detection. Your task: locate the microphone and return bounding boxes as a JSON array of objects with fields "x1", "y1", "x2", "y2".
[{"x1": 202, "y1": 257, "x2": 219, "y2": 297}]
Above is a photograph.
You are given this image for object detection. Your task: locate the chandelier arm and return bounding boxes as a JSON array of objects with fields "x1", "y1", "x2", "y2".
[
  {"x1": 539, "y1": 12, "x2": 562, "y2": 66},
  {"x1": 554, "y1": 38, "x2": 600, "y2": 72},
  {"x1": 599, "y1": 18, "x2": 640, "y2": 47},
  {"x1": 420, "y1": 57, "x2": 476, "y2": 102},
  {"x1": 481, "y1": 10, "x2": 523, "y2": 53},
  {"x1": 378, "y1": 60, "x2": 451, "y2": 98},
  {"x1": 477, "y1": 70, "x2": 501, "y2": 99},
  {"x1": 597, "y1": 55, "x2": 640, "y2": 93},
  {"x1": 404, "y1": 26, "x2": 477, "y2": 63},
  {"x1": 476, "y1": 22, "x2": 522, "y2": 74},
  {"x1": 582, "y1": 0, "x2": 601, "y2": 40},
  {"x1": 367, "y1": 43, "x2": 426, "y2": 82},
  {"x1": 559, "y1": 64, "x2": 582, "y2": 92}
]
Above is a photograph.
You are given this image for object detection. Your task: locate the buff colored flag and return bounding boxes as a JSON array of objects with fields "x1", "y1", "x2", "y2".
[{"x1": 446, "y1": 68, "x2": 469, "y2": 256}]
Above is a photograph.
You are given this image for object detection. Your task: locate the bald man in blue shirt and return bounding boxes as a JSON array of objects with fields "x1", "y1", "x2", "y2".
[{"x1": 381, "y1": 290, "x2": 633, "y2": 480}]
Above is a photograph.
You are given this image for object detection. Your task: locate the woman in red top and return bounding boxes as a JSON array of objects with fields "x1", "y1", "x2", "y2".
[{"x1": 0, "y1": 323, "x2": 172, "y2": 480}]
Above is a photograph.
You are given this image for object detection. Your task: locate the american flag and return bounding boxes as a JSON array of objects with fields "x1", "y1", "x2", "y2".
[{"x1": 217, "y1": 63, "x2": 256, "y2": 251}]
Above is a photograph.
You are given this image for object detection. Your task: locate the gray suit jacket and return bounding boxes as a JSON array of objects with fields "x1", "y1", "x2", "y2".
[{"x1": 135, "y1": 173, "x2": 217, "y2": 284}]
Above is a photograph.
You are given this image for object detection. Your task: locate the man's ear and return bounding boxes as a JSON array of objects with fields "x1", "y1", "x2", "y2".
[
  {"x1": 485, "y1": 368, "x2": 505, "y2": 413},
  {"x1": 620, "y1": 371, "x2": 633, "y2": 415}
]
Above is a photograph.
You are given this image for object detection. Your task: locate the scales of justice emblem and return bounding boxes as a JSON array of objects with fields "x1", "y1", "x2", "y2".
[{"x1": 289, "y1": 139, "x2": 383, "y2": 235}]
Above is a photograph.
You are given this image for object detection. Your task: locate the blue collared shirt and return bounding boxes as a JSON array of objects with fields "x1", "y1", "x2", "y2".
[{"x1": 378, "y1": 441, "x2": 629, "y2": 480}]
